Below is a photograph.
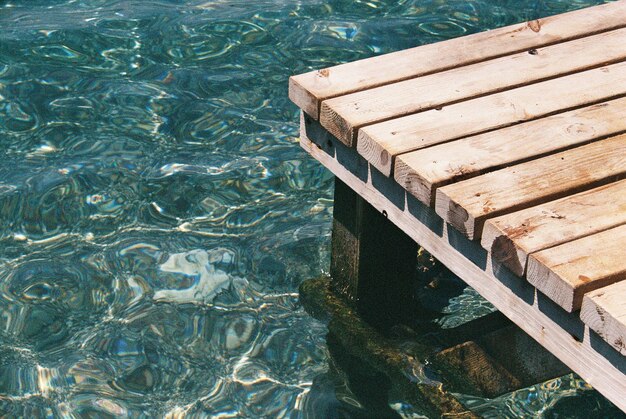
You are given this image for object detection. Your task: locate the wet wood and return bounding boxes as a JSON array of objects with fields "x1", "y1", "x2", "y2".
[
  {"x1": 434, "y1": 134, "x2": 626, "y2": 240},
  {"x1": 434, "y1": 324, "x2": 570, "y2": 398},
  {"x1": 481, "y1": 179, "x2": 626, "y2": 277},
  {"x1": 319, "y1": 28, "x2": 626, "y2": 145},
  {"x1": 357, "y1": 61, "x2": 626, "y2": 176},
  {"x1": 527, "y1": 225, "x2": 626, "y2": 312},
  {"x1": 581, "y1": 281, "x2": 626, "y2": 356},
  {"x1": 473, "y1": 325, "x2": 570, "y2": 388},
  {"x1": 434, "y1": 341, "x2": 522, "y2": 397},
  {"x1": 394, "y1": 97, "x2": 626, "y2": 206},
  {"x1": 299, "y1": 277, "x2": 477, "y2": 417},
  {"x1": 289, "y1": 0, "x2": 626, "y2": 119}
]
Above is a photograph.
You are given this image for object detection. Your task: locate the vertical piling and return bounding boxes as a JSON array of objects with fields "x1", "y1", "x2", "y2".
[{"x1": 330, "y1": 177, "x2": 418, "y2": 327}]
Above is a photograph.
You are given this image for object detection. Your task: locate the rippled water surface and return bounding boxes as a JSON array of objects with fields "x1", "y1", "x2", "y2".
[{"x1": 0, "y1": 0, "x2": 620, "y2": 417}]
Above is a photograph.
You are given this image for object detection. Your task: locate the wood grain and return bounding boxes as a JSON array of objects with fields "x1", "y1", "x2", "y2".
[
  {"x1": 527, "y1": 225, "x2": 626, "y2": 312},
  {"x1": 581, "y1": 281, "x2": 626, "y2": 356},
  {"x1": 357, "y1": 61, "x2": 626, "y2": 176},
  {"x1": 320, "y1": 28, "x2": 626, "y2": 145},
  {"x1": 434, "y1": 134, "x2": 626, "y2": 240},
  {"x1": 394, "y1": 98, "x2": 626, "y2": 206},
  {"x1": 289, "y1": 0, "x2": 626, "y2": 119},
  {"x1": 480, "y1": 179, "x2": 626, "y2": 277}
]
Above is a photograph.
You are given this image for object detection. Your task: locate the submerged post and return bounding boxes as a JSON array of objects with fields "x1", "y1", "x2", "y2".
[{"x1": 330, "y1": 177, "x2": 418, "y2": 327}]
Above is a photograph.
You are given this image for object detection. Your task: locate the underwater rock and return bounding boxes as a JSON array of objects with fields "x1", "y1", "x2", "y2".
[{"x1": 153, "y1": 248, "x2": 244, "y2": 304}]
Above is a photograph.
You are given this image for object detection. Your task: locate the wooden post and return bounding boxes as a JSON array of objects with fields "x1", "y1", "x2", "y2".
[{"x1": 330, "y1": 177, "x2": 418, "y2": 327}]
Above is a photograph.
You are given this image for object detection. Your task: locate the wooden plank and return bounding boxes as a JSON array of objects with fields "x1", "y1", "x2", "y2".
[
  {"x1": 357, "y1": 61, "x2": 626, "y2": 177},
  {"x1": 289, "y1": 0, "x2": 626, "y2": 119},
  {"x1": 394, "y1": 97, "x2": 626, "y2": 206},
  {"x1": 320, "y1": 27, "x2": 626, "y2": 145},
  {"x1": 581, "y1": 281, "x2": 626, "y2": 356},
  {"x1": 299, "y1": 113, "x2": 626, "y2": 412},
  {"x1": 481, "y1": 179, "x2": 626, "y2": 277},
  {"x1": 527, "y1": 225, "x2": 626, "y2": 312},
  {"x1": 434, "y1": 134, "x2": 626, "y2": 240}
]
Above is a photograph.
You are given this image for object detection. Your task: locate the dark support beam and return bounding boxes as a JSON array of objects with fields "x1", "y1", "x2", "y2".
[{"x1": 331, "y1": 177, "x2": 418, "y2": 327}]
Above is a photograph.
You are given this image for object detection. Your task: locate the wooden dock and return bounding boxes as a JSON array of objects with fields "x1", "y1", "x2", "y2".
[{"x1": 290, "y1": 0, "x2": 626, "y2": 412}]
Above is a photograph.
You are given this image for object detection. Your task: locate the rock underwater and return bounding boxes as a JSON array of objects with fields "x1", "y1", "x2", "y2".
[{"x1": 153, "y1": 248, "x2": 246, "y2": 304}]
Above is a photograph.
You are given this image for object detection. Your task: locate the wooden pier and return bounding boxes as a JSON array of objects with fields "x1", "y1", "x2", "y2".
[{"x1": 290, "y1": 0, "x2": 626, "y2": 412}]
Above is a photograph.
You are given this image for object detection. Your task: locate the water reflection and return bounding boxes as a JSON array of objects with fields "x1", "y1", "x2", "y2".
[{"x1": 0, "y1": 0, "x2": 617, "y2": 416}]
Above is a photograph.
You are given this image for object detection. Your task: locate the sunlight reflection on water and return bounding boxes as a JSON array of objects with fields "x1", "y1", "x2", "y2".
[{"x1": 0, "y1": 0, "x2": 619, "y2": 416}]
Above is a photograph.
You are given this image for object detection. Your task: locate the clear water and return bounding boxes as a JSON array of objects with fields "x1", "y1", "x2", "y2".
[{"x1": 0, "y1": 0, "x2": 620, "y2": 417}]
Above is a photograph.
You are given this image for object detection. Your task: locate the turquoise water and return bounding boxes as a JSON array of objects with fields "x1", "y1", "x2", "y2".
[{"x1": 0, "y1": 0, "x2": 620, "y2": 417}]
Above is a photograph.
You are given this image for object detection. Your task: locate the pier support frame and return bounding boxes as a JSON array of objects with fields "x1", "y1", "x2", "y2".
[
  {"x1": 330, "y1": 177, "x2": 417, "y2": 327},
  {"x1": 299, "y1": 112, "x2": 626, "y2": 413}
]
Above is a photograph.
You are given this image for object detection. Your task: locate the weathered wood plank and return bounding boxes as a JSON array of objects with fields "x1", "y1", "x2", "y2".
[
  {"x1": 434, "y1": 134, "x2": 626, "y2": 240},
  {"x1": 320, "y1": 28, "x2": 626, "y2": 145},
  {"x1": 394, "y1": 98, "x2": 626, "y2": 206},
  {"x1": 481, "y1": 179, "x2": 626, "y2": 277},
  {"x1": 299, "y1": 113, "x2": 626, "y2": 412},
  {"x1": 357, "y1": 61, "x2": 626, "y2": 177},
  {"x1": 527, "y1": 225, "x2": 626, "y2": 312},
  {"x1": 289, "y1": 0, "x2": 626, "y2": 119},
  {"x1": 581, "y1": 281, "x2": 626, "y2": 356}
]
